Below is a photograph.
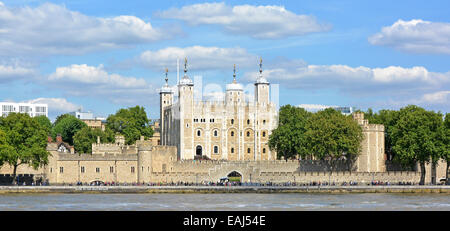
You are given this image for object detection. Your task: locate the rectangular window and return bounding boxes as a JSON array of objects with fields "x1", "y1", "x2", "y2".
[
  {"x1": 81, "y1": 166, "x2": 85, "y2": 173},
  {"x1": 96, "y1": 167, "x2": 100, "y2": 173},
  {"x1": 60, "y1": 167, "x2": 63, "y2": 173},
  {"x1": 131, "y1": 167, "x2": 135, "y2": 173},
  {"x1": 110, "y1": 166, "x2": 114, "y2": 173}
]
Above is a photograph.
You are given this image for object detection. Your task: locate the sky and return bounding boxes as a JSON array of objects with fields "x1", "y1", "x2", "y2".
[{"x1": 0, "y1": 0, "x2": 449, "y2": 120}]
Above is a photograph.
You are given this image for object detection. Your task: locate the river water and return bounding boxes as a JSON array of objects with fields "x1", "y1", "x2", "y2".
[{"x1": 0, "y1": 193, "x2": 449, "y2": 211}]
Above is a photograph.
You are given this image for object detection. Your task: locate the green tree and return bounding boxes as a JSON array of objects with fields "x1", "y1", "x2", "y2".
[
  {"x1": 0, "y1": 113, "x2": 50, "y2": 184},
  {"x1": 53, "y1": 113, "x2": 73, "y2": 126},
  {"x1": 268, "y1": 105, "x2": 312, "y2": 159},
  {"x1": 390, "y1": 105, "x2": 443, "y2": 185},
  {"x1": 442, "y1": 113, "x2": 450, "y2": 181},
  {"x1": 73, "y1": 127, "x2": 115, "y2": 153},
  {"x1": 305, "y1": 108, "x2": 363, "y2": 164},
  {"x1": 52, "y1": 115, "x2": 87, "y2": 145},
  {"x1": 106, "y1": 106, "x2": 154, "y2": 145},
  {"x1": 34, "y1": 115, "x2": 52, "y2": 135}
]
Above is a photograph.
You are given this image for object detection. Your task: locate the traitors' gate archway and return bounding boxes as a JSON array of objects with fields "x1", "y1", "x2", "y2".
[{"x1": 227, "y1": 171, "x2": 242, "y2": 182}]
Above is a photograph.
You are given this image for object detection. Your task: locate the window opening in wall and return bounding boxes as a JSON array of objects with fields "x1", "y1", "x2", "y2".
[
  {"x1": 231, "y1": 148, "x2": 234, "y2": 153},
  {"x1": 247, "y1": 131, "x2": 250, "y2": 137},
  {"x1": 96, "y1": 167, "x2": 100, "y2": 173},
  {"x1": 197, "y1": 130, "x2": 201, "y2": 136},
  {"x1": 110, "y1": 166, "x2": 114, "y2": 173},
  {"x1": 131, "y1": 167, "x2": 135, "y2": 173},
  {"x1": 231, "y1": 131, "x2": 234, "y2": 136},
  {"x1": 214, "y1": 146, "x2": 219, "y2": 154},
  {"x1": 60, "y1": 167, "x2": 63, "y2": 173},
  {"x1": 81, "y1": 166, "x2": 85, "y2": 173},
  {"x1": 231, "y1": 119, "x2": 234, "y2": 124},
  {"x1": 247, "y1": 148, "x2": 251, "y2": 153}
]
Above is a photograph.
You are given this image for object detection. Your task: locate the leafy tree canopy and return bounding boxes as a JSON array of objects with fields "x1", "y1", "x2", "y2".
[
  {"x1": 0, "y1": 113, "x2": 49, "y2": 184},
  {"x1": 305, "y1": 108, "x2": 363, "y2": 161},
  {"x1": 106, "y1": 106, "x2": 154, "y2": 145},
  {"x1": 34, "y1": 115, "x2": 52, "y2": 136},
  {"x1": 269, "y1": 106, "x2": 363, "y2": 161},
  {"x1": 73, "y1": 127, "x2": 115, "y2": 154},
  {"x1": 52, "y1": 114, "x2": 87, "y2": 145},
  {"x1": 269, "y1": 105, "x2": 312, "y2": 159}
]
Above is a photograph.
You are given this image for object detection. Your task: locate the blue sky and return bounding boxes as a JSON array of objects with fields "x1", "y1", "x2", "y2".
[{"x1": 0, "y1": 0, "x2": 449, "y2": 120}]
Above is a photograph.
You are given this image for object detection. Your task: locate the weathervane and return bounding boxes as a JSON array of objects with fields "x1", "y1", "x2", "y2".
[
  {"x1": 233, "y1": 64, "x2": 237, "y2": 83},
  {"x1": 165, "y1": 68, "x2": 168, "y2": 85}
]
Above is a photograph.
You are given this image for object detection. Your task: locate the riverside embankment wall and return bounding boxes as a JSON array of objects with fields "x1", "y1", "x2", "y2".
[{"x1": 0, "y1": 186, "x2": 449, "y2": 194}]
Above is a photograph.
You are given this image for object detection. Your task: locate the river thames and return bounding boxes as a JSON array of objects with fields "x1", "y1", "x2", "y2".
[{"x1": 0, "y1": 193, "x2": 449, "y2": 210}]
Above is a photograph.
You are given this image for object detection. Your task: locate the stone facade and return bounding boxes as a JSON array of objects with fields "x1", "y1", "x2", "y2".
[
  {"x1": 161, "y1": 59, "x2": 278, "y2": 161},
  {"x1": 0, "y1": 135, "x2": 447, "y2": 185},
  {"x1": 353, "y1": 112, "x2": 386, "y2": 172}
]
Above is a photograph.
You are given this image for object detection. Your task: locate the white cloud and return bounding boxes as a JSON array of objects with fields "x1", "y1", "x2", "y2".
[
  {"x1": 368, "y1": 19, "x2": 450, "y2": 54},
  {"x1": 47, "y1": 64, "x2": 156, "y2": 105},
  {"x1": 137, "y1": 46, "x2": 258, "y2": 71},
  {"x1": 158, "y1": 2, "x2": 330, "y2": 39},
  {"x1": 243, "y1": 59, "x2": 450, "y2": 111},
  {"x1": 420, "y1": 91, "x2": 450, "y2": 104},
  {"x1": 0, "y1": 64, "x2": 35, "y2": 82},
  {"x1": 0, "y1": 2, "x2": 177, "y2": 56},
  {"x1": 24, "y1": 97, "x2": 81, "y2": 114},
  {"x1": 244, "y1": 62, "x2": 449, "y2": 91}
]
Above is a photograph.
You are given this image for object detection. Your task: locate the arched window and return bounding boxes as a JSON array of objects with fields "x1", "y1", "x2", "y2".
[
  {"x1": 263, "y1": 120, "x2": 266, "y2": 125},
  {"x1": 214, "y1": 146, "x2": 219, "y2": 154},
  {"x1": 231, "y1": 119, "x2": 234, "y2": 124},
  {"x1": 247, "y1": 119, "x2": 250, "y2": 124},
  {"x1": 231, "y1": 131, "x2": 234, "y2": 136},
  {"x1": 246, "y1": 131, "x2": 250, "y2": 137},
  {"x1": 247, "y1": 148, "x2": 251, "y2": 153},
  {"x1": 262, "y1": 131, "x2": 266, "y2": 137},
  {"x1": 197, "y1": 130, "x2": 201, "y2": 136},
  {"x1": 231, "y1": 148, "x2": 234, "y2": 153},
  {"x1": 214, "y1": 130, "x2": 218, "y2": 137},
  {"x1": 263, "y1": 148, "x2": 266, "y2": 153}
]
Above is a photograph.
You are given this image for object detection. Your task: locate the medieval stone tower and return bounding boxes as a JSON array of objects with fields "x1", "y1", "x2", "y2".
[{"x1": 160, "y1": 58, "x2": 278, "y2": 161}]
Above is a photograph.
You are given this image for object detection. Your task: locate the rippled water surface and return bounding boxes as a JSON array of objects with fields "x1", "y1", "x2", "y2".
[{"x1": 0, "y1": 193, "x2": 449, "y2": 210}]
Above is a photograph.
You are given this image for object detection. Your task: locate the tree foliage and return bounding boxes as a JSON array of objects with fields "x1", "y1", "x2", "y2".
[
  {"x1": 106, "y1": 106, "x2": 154, "y2": 145},
  {"x1": 0, "y1": 113, "x2": 49, "y2": 184},
  {"x1": 268, "y1": 105, "x2": 312, "y2": 159},
  {"x1": 305, "y1": 108, "x2": 363, "y2": 161},
  {"x1": 269, "y1": 106, "x2": 363, "y2": 161},
  {"x1": 389, "y1": 105, "x2": 444, "y2": 184},
  {"x1": 34, "y1": 115, "x2": 52, "y2": 136},
  {"x1": 52, "y1": 114, "x2": 87, "y2": 145},
  {"x1": 73, "y1": 127, "x2": 115, "y2": 154}
]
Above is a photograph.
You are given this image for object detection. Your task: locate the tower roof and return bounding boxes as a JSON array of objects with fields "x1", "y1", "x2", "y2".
[
  {"x1": 255, "y1": 57, "x2": 269, "y2": 84},
  {"x1": 179, "y1": 57, "x2": 193, "y2": 86},
  {"x1": 226, "y1": 64, "x2": 243, "y2": 91},
  {"x1": 160, "y1": 68, "x2": 173, "y2": 93}
]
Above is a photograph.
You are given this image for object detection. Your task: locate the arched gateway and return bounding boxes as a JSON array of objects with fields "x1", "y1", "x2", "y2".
[{"x1": 227, "y1": 171, "x2": 242, "y2": 182}]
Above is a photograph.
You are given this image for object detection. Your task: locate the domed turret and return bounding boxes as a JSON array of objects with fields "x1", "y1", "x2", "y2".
[
  {"x1": 226, "y1": 64, "x2": 244, "y2": 104},
  {"x1": 179, "y1": 57, "x2": 193, "y2": 86}
]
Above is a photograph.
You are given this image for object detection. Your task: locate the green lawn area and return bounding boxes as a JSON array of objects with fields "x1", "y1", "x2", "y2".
[{"x1": 228, "y1": 176, "x2": 241, "y2": 182}]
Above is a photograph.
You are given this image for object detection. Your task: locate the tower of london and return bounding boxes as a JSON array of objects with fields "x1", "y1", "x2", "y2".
[{"x1": 160, "y1": 58, "x2": 278, "y2": 161}]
